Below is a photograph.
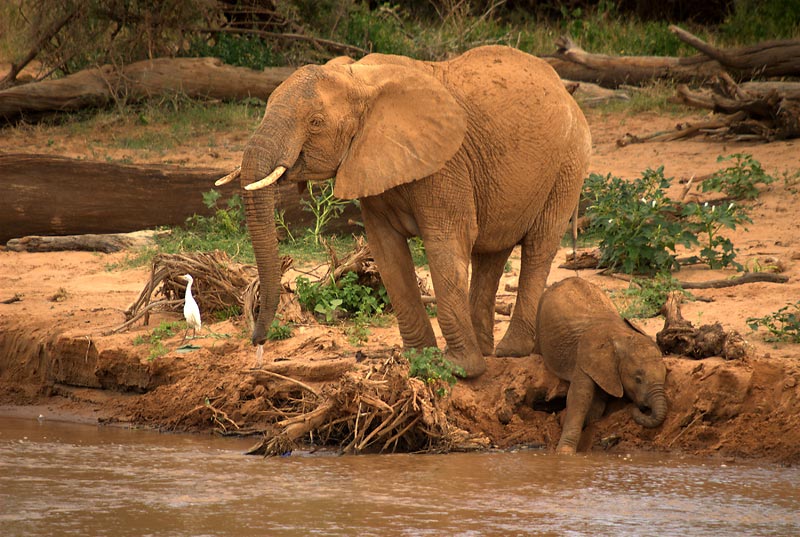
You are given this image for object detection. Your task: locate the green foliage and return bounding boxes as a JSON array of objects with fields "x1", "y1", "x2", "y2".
[
  {"x1": 719, "y1": 0, "x2": 800, "y2": 43},
  {"x1": 156, "y1": 190, "x2": 254, "y2": 263},
  {"x1": 295, "y1": 271, "x2": 390, "y2": 323},
  {"x1": 132, "y1": 321, "x2": 181, "y2": 361},
  {"x1": 701, "y1": 154, "x2": 777, "y2": 200},
  {"x1": 681, "y1": 201, "x2": 751, "y2": 269},
  {"x1": 584, "y1": 164, "x2": 754, "y2": 274},
  {"x1": 404, "y1": 347, "x2": 464, "y2": 396},
  {"x1": 747, "y1": 301, "x2": 800, "y2": 343},
  {"x1": 303, "y1": 179, "x2": 352, "y2": 245},
  {"x1": 267, "y1": 317, "x2": 293, "y2": 341},
  {"x1": 344, "y1": 312, "x2": 371, "y2": 346},
  {"x1": 186, "y1": 33, "x2": 283, "y2": 69},
  {"x1": 408, "y1": 237, "x2": 428, "y2": 267},
  {"x1": 584, "y1": 167, "x2": 697, "y2": 274},
  {"x1": 615, "y1": 272, "x2": 689, "y2": 319},
  {"x1": 213, "y1": 304, "x2": 243, "y2": 322}
]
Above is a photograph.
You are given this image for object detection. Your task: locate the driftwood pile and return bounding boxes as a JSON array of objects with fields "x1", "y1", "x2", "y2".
[
  {"x1": 657, "y1": 291, "x2": 751, "y2": 360},
  {"x1": 245, "y1": 354, "x2": 490, "y2": 456},
  {"x1": 111, "y1": 251, "x2": 258, "y2": 334}
]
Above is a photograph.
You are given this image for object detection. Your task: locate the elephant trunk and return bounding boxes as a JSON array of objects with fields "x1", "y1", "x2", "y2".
[
  {"x1": 631, "y1": 385, "x2": 667, "y2": 428},
  {"x1": 241, "y1": 134, "x2": 286, "y2": 346}
]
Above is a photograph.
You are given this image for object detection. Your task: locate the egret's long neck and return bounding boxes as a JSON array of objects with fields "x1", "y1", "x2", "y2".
[{"x1": 186, "y1": 281, "x2": 193, "y2": 297}]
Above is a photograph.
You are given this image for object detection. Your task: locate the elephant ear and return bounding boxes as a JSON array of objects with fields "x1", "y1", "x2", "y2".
[
  {"x1": 334, "y1": 63, "x2": 467, "y2": 200},
  {"x1": 577, "y1": 336, "x2": 624, "y2": 398}
]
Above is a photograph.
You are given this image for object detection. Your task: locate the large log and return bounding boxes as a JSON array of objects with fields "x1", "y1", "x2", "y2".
[
  {"x1": 0, "y1": 57, "x2": 294, "y2": 121},
  {"x1": 547, "y1": 37, "x2": 723, "y2": 88},
  {"x1": 0, "y1": 154, "x2": 361, "y2": 243},
  {"x1": 670, "y1": 25, "x2": 800, "y2": 79}
]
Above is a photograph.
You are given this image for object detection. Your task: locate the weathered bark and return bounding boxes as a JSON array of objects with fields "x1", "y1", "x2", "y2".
[
  {"x1": 5, "y1": 231, "x2": 157, "y2": 253},
  {"x1": 657, "y1": 291, "x2": 750, "y2": 360},
  {"x1": 0, "y1": 58, "x2": 294, "y2": 121},
  {"x1": 546, "y1": 37, "x2": 723, "y2": 88},
  {"x1": 0, "y1": 154, "x2": 361, "y2": 243},
  {"x1": 670, "y1": 25, "x2": 800, "y2": 79}
]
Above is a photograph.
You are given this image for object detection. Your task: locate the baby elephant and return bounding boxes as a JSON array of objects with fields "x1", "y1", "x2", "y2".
[{"x1": 536, "y1": 277, "x2": 667, "y2": 454}]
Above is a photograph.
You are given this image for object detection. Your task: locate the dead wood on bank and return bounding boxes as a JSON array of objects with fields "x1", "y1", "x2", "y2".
[
  {"x1": 1, "y1": 153, "x2": 362, "y2": 244},
  {"x1": 112, "y1": 251, "x2": 261, "y2": 333},
  {"x1": 657, "y1": 291, "x2": 751, "y2": 360},
  {"x1": 0, "y1": 57, "x2": 294, "y2": 121},
  {"x1": 5, "y1": 231, "x2": 158, "y2": 253},
  {"x1": 245, "y1": 355, "x2": 490, "y2": 456}
]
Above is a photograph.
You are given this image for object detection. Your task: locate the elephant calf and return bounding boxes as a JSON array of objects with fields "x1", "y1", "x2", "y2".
[{"x1": 535, "y1": 277, "x2": 667, "y2": 454}]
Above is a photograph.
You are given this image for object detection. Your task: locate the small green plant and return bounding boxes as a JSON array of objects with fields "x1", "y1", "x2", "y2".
[
  {"x1": 266, "y1": 317, "x2": 293, "y2": 341},
  {"x1": 747, "y1": 301, "x2": 800, "y2": 343},
  {"x1": 404, "y1": 347, "x2": 465, "y2": 396},
  {"x1": 303, "y1": 179, "x2": 351, "y2": 245},
  {"x1": 156, "y1": 189, "x2": 253, "y2": 263},
  {"x1": 614, "y1": 272, "x2": 689, "y2": 319},
  {"x1": 295, "y1": 271, "x2": 390, "y2": 323},
  {"x1": 584, "y1": 167, "x2": 697, "y2": 274},
  {"x1": 681, "y1": 201, "x2": 752, "y2": 270},
  {"x1": 133, "y1": 321, "x2": 181, "y2": 361},
  {"x1": 701, "y1": 153, "x2": 776, "y2": 200},
  {"x1": 344, "y1": 312, "x2": 371, "y2": 346}
]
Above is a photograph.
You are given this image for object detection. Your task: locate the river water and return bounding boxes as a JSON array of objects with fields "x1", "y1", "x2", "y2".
[{"x1": 1, "y1": 416, "x2": 798, "y2": 536}]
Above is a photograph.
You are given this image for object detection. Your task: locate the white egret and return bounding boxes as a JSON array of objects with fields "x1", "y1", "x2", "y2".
[{"x1": 181, "y1": 274, "x2": 202, "y2": 341}]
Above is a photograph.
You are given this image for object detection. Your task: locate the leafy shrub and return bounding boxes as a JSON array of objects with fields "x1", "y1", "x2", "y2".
[
  {"x1": 404, "y1": 347, "x2": 465, "y2": 396},
  {"x1": 303, "y1": 179, "x2": 352, "y2": 245},
  {"x1": 681, "y1": 201, "x2": 751, "y2": 270},
  {"x1": 267, "y1": 317, "x2": 293, "y2": 341},
  {"x1": 614, "y1": 272, "x2": 689, "y2": 319},
  {"x1": 747, "y1": 302, "x2": 800, "y2": 343},
  {"x1": 584, "y1": 166, "x2": 753, "y2": 274},
  {"x1": 295, "y1": 271, "x2": 390, "y2": 323},
  {"x1": 584, "y1": 167, "x2": 696, "y2": 274},
  {"x1": 701, "y1": 153, "x2": 776, "y2": 200}
]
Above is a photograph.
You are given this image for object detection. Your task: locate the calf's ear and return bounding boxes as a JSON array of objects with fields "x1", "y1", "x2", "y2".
[{"x1": 577, "y1": 336, "x2": 623, "y2": 398}]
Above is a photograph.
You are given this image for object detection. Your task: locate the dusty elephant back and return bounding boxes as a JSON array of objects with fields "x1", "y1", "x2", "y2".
[{"x1": 535, "y1": 277, "x2": 622, "y2": 369}]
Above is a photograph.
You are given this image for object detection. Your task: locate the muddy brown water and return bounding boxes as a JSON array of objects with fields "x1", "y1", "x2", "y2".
[{"x1": 1, "y1": 416, "x2": 799, "y2": 536}]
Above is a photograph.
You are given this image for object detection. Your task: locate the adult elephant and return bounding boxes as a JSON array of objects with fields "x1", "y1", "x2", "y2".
[{"x1": 217, "y1": 45, "x2": 591, "y2": 378}]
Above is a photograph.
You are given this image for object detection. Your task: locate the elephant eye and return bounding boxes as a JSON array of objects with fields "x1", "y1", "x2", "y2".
[
  {"x1": 635, "y1": 375, "x2": 643, "y2": 385},
  {"x1": 309, "y1": 114, "x2": 325, "y2": 130}
]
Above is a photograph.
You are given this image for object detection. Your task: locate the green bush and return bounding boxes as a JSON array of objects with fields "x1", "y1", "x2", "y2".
[
  {"x1": 404, "y1": 347, "x2": 464, "y2": 395},
  {"x1": 584, "y1": 164, "x2": 753, "y2": 274},
  {"x1": 156, "y1": 189, "x2": 254, "y2": 263},
  {"x1": 584, "y1": 167, "x2": 696, "y2": 274},
  {"x1": 614, "y1": 272, "x2": 689, "y2": 319},
  {"x1": 747, "y1": 301, "x2": 800, "y2": 343},
  {"x1": 267, "y1": 317, "x2": 293, "y2": 341},
  {"x1": 701, "y1": 153, "x2": 777, "y2": 200},
  {"x1": 295, "y1": 271, "x2": 390, "y2": 323}
]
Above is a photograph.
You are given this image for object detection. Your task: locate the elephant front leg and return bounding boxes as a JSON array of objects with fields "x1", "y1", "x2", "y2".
[
  {"x1": 557, "y1": 372, "x2": 597, "y2": 454},
  {"x1": 361, "y1": 205, "x2": 437, "y2": 351},
  {"x1": 425, "y1": 238, "x2": 486, "y2": 378}
]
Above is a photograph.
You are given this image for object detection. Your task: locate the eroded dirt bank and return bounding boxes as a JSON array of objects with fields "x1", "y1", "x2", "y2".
[
  {"x1": 1, "y1": 246, "x2": 799, "y2": 463},
  {"x1": 2, "y1": 109, "x2": 799, "y2": 462}
]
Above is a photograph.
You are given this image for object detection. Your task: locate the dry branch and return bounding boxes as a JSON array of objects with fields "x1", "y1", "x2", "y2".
[
  {"x1": 679, "y1": 272, "x2": 789, "y2": 289},
  {"x1": 547, "y1": 35, "x2": 722, "y2": 88},
  {"x1": 670, "y1": 25, "x2": 800, "y2": 79},
  {"x1": 5, "y1": 231, "x2": 157, "y2": 253},
  {"x1": 0, "y1": 58, "x2": 294, "y2": 121},
  {"x1": 656, "y1": 291, "x2": 750, "y2": 360}
]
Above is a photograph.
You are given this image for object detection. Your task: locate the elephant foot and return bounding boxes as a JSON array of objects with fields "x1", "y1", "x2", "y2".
[
  {"x1": 476, "y1": 332, "x2": 495, "y2": 356},
  {"x1": 445, "y1": 347, "x2": 486, "y2": 378},
  {"x1": 495, "y1": 326, "x2": 535, "y2": 357},
  {"x1": 555, "y1": 443, "x2": 577, "y2": 455}
]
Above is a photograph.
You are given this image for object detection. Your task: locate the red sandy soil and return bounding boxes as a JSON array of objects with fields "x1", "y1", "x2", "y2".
[{"x1": 1, "y1": 105, "x2": 799, "y2": 463}]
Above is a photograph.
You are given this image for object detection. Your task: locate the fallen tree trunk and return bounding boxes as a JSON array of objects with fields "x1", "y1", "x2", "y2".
[
  {"x1": 0, "y1": 154, "x2": 361, "y2": 243},
  {"x1": 656, "y1": 291, "x2": 750, "y2": 360},
  {"x1": 547, "y1": 36, "x2": 723, "y2": 88},
  {"x1": 670, "y1": 25, "x2": 800, "y2": 79},
  {"x1": 5, "y1": 231, "x2": 158, "y2": 253},
  {"x1": 0, "y1": 57, "x2": 294, "y2": 121}
]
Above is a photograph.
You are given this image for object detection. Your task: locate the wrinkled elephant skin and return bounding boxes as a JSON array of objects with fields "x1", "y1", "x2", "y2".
[
  {"x1": 235, "y1": 46, "x2": 592, "y2": 378},
  {"x1": 536, "y1": 277, "x2": 668, "y2": 453}
]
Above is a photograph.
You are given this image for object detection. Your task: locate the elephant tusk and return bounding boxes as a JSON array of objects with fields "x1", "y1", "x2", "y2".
[
  {"x1": 244, "y1": 166, "x2": 287, "y2": 191},
  {"x1": 214, "y1": 166, "x2": 241, "y2": 186}
]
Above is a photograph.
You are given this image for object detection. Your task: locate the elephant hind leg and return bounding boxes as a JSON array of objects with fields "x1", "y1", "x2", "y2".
[{"x1": 469, "y1": 248, "x2": 513, "y2": 355}]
